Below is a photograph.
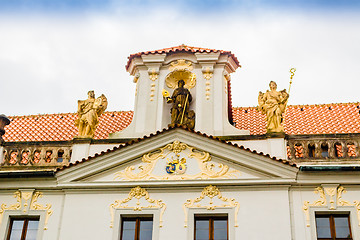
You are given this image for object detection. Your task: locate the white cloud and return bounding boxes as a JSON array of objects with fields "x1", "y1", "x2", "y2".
[{"x1": 0, "y1": 9, "x2": 359, "y2": 116}]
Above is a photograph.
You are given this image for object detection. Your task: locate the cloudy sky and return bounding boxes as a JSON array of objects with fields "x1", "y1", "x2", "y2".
[{"x1": 1, "y1": 0, "x2": 360, "y2": 116}]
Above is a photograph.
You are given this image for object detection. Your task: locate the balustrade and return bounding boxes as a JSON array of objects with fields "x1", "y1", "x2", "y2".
[
  {"x1": 1, "y1": 145, "x2": 71, "y2": 167},
  {"x1": 287, "y1": 137, "x2": 359, "y2": 162}
]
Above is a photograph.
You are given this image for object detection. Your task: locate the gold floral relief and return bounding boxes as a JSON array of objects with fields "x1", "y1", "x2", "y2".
[
  {"x1": 29, "y1": 192, "x2": 53, "y2": 230},
  {"x1": 303, "y1": 185, "x2": 360, "y2": 227},
  {"x1": 0, "y1": 190, "x2": 53, "y2": 230},
  {"x1": 114, "y1": 141, "x2": 241, "y2": 181},
  {"x1": 169, "y1": 59, "x2": 193, "y2": 72},
  {"x1": 324, "y1": 187, "x2": 337, "y2": 210},
  {"x1": 148, "y1": 69, "x2": 158, "y2": 101},
  {"x1": 203, "y1": 67, "x2": 213, "y2": 100},
  {"x1": 183, "y1": 185, "x2": 240, "y2": 227},
  {"x1": 109, "y1": 186, "x2": 166, "y2": 228},
  {"x1": 0, "y1": 191, "x2": 21, "y2": 226},
  {"x1": 302, "y1": 187, "x2": 327, "y2": 227}
]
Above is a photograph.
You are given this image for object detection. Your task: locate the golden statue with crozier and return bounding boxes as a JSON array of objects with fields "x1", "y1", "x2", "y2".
[
  {"x1": 258, "y1": 81, "x2": 289, "y2": 133},
  {"x1": 75, "y1": 90, "x2": 108, "y2": 138},
  {"x1": 163, "y1": 79, "x2": 195, "y2": 129}
]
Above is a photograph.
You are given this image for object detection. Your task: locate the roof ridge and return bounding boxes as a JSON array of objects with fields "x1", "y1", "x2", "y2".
[
  {"x1": 126, "y1": 45, "x2": 239, "y2": 70},
  {"x1": 7, "y1": 102, "x2": 359, "y2": 118},
  {"x1": 233, "y1": 102, "x2": 360, "y2": 110},
  {"x1": 7, "y1": 110, "x2": 134, "y2": 118},
  {"x1": 133, "y1": 44, "x2": 225, "y2": 55}
]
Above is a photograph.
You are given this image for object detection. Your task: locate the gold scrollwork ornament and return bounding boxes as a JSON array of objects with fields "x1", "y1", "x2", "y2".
[
  {"x1": 166, "y1": 60, "x2": 196, "y2": 89},
  {"x1": 183, "y1": 185, "x2": 240, "y2": 227},
  {"x1": 109, "y1": 186, "x2": 166, "y2": 228},
  {"x1": 115, "y1": 141, "x2": 240, "y2": 181},
  {"x1": 0, "y1": 191, "x2": 53, "y2": 230},
  {"x1": 303, "y1": 186, "x2": 360, "y2": 227}
]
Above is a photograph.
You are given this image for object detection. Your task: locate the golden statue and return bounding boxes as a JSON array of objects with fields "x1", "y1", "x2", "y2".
[
  {"x1": 258, "y1": 81, "x2": 289, "y2": 133},
  {"x1": 163, "y1": 80, "x2": 195, "y2": 129},
  {"x1": 75, "y1": 90, "x2": 108, "y2": 138}
]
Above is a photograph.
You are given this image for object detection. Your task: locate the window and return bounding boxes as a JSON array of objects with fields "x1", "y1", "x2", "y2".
[
  {"x1": 321, "y1": 143, "x2": 329, "y2": 158},
  {"x1": 315, "y1": 213, "x2": 352, "y2": 239},
  {"x1": 57, "y1": 150, "x2": 64, "y2": 162},
  {"x1": 120, "y1": 216, "x2": 153, "y2": 240},
  {"x1": 308, "y1": 144, "x2": 316, "y2": 158},
  {"x1": 194, "y1": 216, "x2": 228, "y2": 240},
  {"x1": 6, "y1": 217, "x2": 39, "y2": 240}
]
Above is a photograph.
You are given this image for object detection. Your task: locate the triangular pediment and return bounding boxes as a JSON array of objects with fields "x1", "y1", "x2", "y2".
[{"x1": 56, "y1": 128, "x2": 298, "y2": 184}]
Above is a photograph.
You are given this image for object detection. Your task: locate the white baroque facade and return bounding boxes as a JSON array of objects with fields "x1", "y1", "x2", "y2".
[{"x1": 1, "y1": 45, "x2": 360, "y2": 240}]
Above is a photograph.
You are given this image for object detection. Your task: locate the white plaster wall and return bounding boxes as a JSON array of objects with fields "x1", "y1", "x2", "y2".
[
  {"x1": 1, "y1": 185, "x2": 360, "y2": 240},
  {"x1": 235, "y1": 189, "x2": 292, "y2": 240},
  {"x1": 233, "y1": 138, "x2": 287, "y2": 159},
  {"x1": 88, "y1": 144, "x2": 121, "y2": 157},
  {"x1": 59, "y1": 192, "x2": 114, "y2": 240},
  {"x1": 291, "y1": 188, "x2": 312, "y2": 240},
  {"x1": 56, "y1": 187, "x2": 293, "y2": 240}
]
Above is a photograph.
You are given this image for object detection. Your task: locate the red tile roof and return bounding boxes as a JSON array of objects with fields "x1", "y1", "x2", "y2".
[
  {"x1": 233, "y1": 102, "x2": 360, "y2": 135},
  {"x1": 3, "y1": 103, "x2": 360, "y2": 142},
  {"x1": 3, "y1": 111, "x2": 133, "y2": 142},
  {"x1": 126, "y1": 44, "x2": 240, "y2": 70}
]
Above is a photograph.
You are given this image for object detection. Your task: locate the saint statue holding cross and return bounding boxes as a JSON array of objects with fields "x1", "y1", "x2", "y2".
[{"x1": 163, "y1": 79, "x2": 195, "y2": 129}]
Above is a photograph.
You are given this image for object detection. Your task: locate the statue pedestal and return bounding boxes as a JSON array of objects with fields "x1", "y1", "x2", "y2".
[
  {"x1": 266, "y1": 132, "x2": 286, "y2": 138},
  {"x1": 266, "y1": 134, "x2": 287, "y2": 160},
  {"x1": 71, "y1": 137, "x2": 92, "y2": 163}
]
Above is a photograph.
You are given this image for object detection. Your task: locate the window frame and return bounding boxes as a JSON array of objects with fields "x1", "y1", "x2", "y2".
[
  {"x1": 310, "y1": 209, "x2": 359, "y2": 240},
  {"x1": 0, "y1": 210, "x2": 46, "y2": 240},
  {"x1": 315, "y1": 213, "x2": 352, "y2": 240},
  {"x1": 194, "y1": 215, "x2": 228, "y2": 240},
  {"x1": 111, "y1": 209, "x2": 159, "y2": 240},
  {"x1": 186, "y1": 208, "x2": 235, "y2": 240},
  {"x1": 120, "y1": 216, "x2": 153, "y2": 240},
  {"x1": 6, "y1": 216, "x2": 40, "y2": 240}
]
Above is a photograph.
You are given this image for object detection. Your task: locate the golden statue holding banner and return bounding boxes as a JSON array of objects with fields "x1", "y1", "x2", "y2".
[
  {"x1": 75, "y1": 90, "x2": 108, "y2": 138},
  {"x1": 163, "y1": 80, "x2": 195, "y2": 129},
  {"x1": 258, "y1": 81, "x2": 289, "y2": 133}
]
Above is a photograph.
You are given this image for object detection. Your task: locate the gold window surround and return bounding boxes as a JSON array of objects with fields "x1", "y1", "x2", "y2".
[
  {"x1": 0, "y1": 190, "x2": 53, "y2": 230},
  {"x1": 183, "y1": 185, "x2": 240, "y2": 228},
  {"x1": 109, "y1": 186, "x2": 166, "y2": 228},
  {"x1": 302, "y1": 185, "x2": 360, "y2": 227}
]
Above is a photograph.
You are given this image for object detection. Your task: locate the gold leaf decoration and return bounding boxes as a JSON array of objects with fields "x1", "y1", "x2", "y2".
[
  {"x1": 30, "y1": 192, "x2": 53, "y2": 230},
  {"x1": 166, "y1": 60, "x2": 196, "y2": 89},
  {"x1": 303, "y1": 185, "x2": 360, "y2": 227},
  {"x1": 109, "y1": 186, "x2": 166, "y2": 228},
  {"x1": 0, "y1": 190, "x2": 53, "y2": 230},
  {"x1": 183, "y1": 185, "x2": 240, "y2": 227},
  {"x1": 0, "y1": 191, "x2": 21, "y2": 226},
  {"x1": 114, "y1": 141, "x2": 240, "y2": 181},
  {"x1": 169, "y1": 59, "x2": 193, "y2": 72}
]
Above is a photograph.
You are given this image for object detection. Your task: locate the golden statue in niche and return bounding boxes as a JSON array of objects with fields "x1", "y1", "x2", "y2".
[
  {"x1": 163, "y1": 80, "x2": 195, "y2": 129},
  {"x1": 258, "y1": 81, "x2": 289, "y2": 133},
  {"x1": 75, "y1": 90, "x2": 108, "y2": 138}
]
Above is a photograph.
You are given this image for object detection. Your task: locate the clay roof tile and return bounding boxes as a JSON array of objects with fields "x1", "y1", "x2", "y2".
[
  {"x1": 3, "y1": 103, "x2": 360, "y2": 142},
  {"x1": 126, "y1": 44, "x2": 240, "y2": 70}
]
